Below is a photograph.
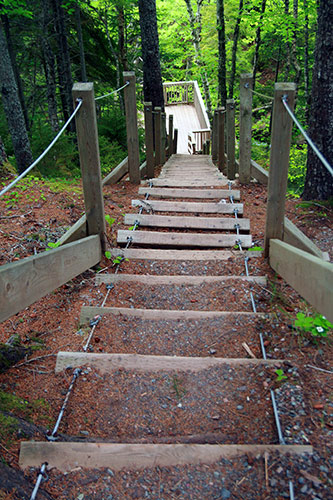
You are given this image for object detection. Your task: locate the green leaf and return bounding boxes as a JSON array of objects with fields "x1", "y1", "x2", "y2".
[{"x1": 105, "y1": 251, "x2": 111, "y2": 259}]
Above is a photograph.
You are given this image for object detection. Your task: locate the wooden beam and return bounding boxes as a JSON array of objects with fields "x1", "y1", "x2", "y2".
[
  {"x1": 138, "y1": 188, "x2": 240, "y2": 200},
  {"x1": 143, "y1": 179, "x2": 227, "y2": 187},
  {"x1": 217, "y1": 108, "x2": 225, "y2": 173},
  {"x1": 168, "y1": 114, "x2": 174, "y2": 159},
  {"x1": 264, "y1": 83, "x2": 296, "y2": 256},
  {"x1": 0, "y1": 236, "x2": 101, "y2": 323},
  {"x1": 96, "y1": 274, "x2": 266, "y2": 286},
  {"x1": 131, "y1": 200, "x2": 243, "y2": 214},
  {"x1": 239, "y1": 74, "x2": 253, "y2": 184},
  {"x1": 123, "y1": 72, "x2": 140, "y2": 184},
  {"x1": 211, "y1": 109, "x2": 218, "y2": 162},
  {"x1": 250, "y1": 159, "x2": 268, "y2": 185},
  {"x1": 226, "y1": 99, "x2": 236, "y2": 180},
  {"x1": 80, "y1": 306, "x2": 268, "y2": 324},
  {"x1": 108, "y1": 248, "x2": 262, "y2": 260},
  {"x1": 269, "y1": 239, "x2": 333, "y2": 322},
  {"x1": 19, "y1": 442, "x2": 312, "y2": 472},
  {"x1": 117, "y1": 230, "x2": 252, "y2": 248},
  {"x1": 154, "y1": 107, "x2": 162, "y2": 166},
  {"x1": 124, "y1": 214, "x2": 250, "y2": 231},
  {"x1": 283, "y1": 217, "x2": 329, "y2": 261},
  {"x1": 72, "y1": 83, "x2": 106, "y2": 250},
  {"x1": 55, "y1": 352, "x2": 281, "y2": 374},
  {"x1": 144, "y1": 102, "x2": 154, "y2": 179},
  {"x1": 103, "y1": 157, "x2": 128, "y2": 186}
]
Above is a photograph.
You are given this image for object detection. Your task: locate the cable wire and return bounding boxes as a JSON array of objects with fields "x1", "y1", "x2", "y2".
[
  {"x1": 282, "y1": 96, "x2": 333, "y2": 177},
  {"x1": 95, "y1": 81, "x2": 130, "y2": 101},
  {"x1": 0, "y1": 99, "x2": 83, "y2": 198}
]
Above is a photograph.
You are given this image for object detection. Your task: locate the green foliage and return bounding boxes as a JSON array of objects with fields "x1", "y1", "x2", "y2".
[
  {"x1": 105, "y1": 250, "x2": 112, "y2": 259},
  {"x1": 294, "y1": 312, "x2": 332, "y2": 343},
  {"x1": 287, "y1": 145, "x2": 307, "y2": 197},
  {"x1": 105, "y1": 214, "x2": 116, "y2": 227},
  {"x1": 248, "y1": 246, "x2": 264, "y2": 251},
  {"x1": 275, "y1": 369, "x2": 288, "y2": 382}
]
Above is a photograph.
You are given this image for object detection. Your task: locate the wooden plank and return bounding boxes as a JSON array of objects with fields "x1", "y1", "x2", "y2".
[
  {"x1": 144, "y1": 102, "x2": 155, "y2": 178},
  {"x1": 226, "y1": 99, "x2": 236, "y2": 180},
  {"x1": 108, "y1": 248, "x2": 262, "y2": 260},
  {"x1": 72, "y1": 83, "x2": 106, "y2": 249},
  {"x1": 19, "y1": 442, "x2": 313, "y2": 472},
  {"x1": 283, "y1": 217, "x2": 329, "y2": 261},
  {"x1": 239, "y1": 74, "x2": 253, "y2": 183},
  {"x1": 250, "y1": 159, "x2": 268, "y2": 185},
  {"x1": 0, "y1": 236, "x2": 101, "y2": 323},
  {"x1": 117, "y1": 230, "x2": 252, "y2": 248},
  {"x1": 124, "y1": 214, "x2": 250, "y2": 231},
  {"x1": 217, "y1": 108, "x2": 225, "y2": 173},
  {"x1": 131, "y1": 200, "x2": 243, "y2": 214},
  {"x1": 96, "y1": 274, "x2": 266, "y2": 286},
  {"x1": 56, "y1": 352, "x2": 282, "y2": 374},
  {"x1": 143, "y1": 179, "x2": 228, "y2": 187},
  {"x1": 264, "y1": 83, "x2": 296, "y2": 256},
  {"x1": 269, "y1": 239, "x2": 333, "y2": 323},
  {"x1": 103, "y1": 157, "x2": 128, "y2": 186},
  {"x1": 138, "y1": 188, "x2": 240, "y2": 200},
  {"x1": 56, "y1": 215, "x2": 87, "y2": 246},
  {"x1": 123, "y1": 72, "x2": 140, "y2": 184},
  {"x1": 80, "y1": 306, "x2": 267, "y2": 324},
  {"x1": 154, "y1": 107, "x2": 162, "y2": 166}
]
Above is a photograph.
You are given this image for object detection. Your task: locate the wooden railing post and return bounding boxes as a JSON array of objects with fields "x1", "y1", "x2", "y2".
[
  {"x1": 173, "y1": 128, "x2": 178, "y2": 154},
  {"x1": 153, "y1": 107, "x2": 162, "y2": 166},
  {"x1": 239, "y1": 73, "x2": 253, "y2": 183},
  {"x1": 211, "y1": 109, "x2": 218, "y2": 162},
  {"x1": 168, "y1": 114, "x2": 174, "y2": 158},
  {"x1": 72, "y1": 82, "x2": 106, "y2": 251},
  {"x1": 161, "y1": 112, "x2": 167, "y2": 164},
  {"x1": 217, "y1": 107, "x2": 225, "y2": 173},
  {"x1": 123, "y1": 71, "x2": 140, "y2": 184},
  {"x1": 144, "y1": 102, "x2": 154, "y2": 178},
  {"x1": 226, "y1": 98, "x2": 236, "y2": 180},
  {"x1": 264, "y1": 82, "x2": 296, "y2": 257}
]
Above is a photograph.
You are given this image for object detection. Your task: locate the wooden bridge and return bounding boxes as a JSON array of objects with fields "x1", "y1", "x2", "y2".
[{"x1": 1, "y1": 74, "x2": 332, "y2": 498}]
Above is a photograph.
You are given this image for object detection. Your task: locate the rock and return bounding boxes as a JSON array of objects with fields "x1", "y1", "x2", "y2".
[{"x1": 220, "y1": 488, "x2": 231, "y2": 499}]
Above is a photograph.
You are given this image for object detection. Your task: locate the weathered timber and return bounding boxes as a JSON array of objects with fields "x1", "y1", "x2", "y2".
[
  {"x1": 226, "y1": 99, "x2": 236, "y2": 179},
  {"x1": 72, "y1": 83, "x2": 106, "y2": 249},
  {"x1": 283, "y1": 217, "x2": 329, "y2": 260},
  {"x1": 108, "y1": 248, "x2": 262, "y2": 260},
  {"x1": 131, "y1": 200, "x2": 243, "y2": 214},
  {"x1": 95, "y1": 274, "x2": 266, "y2": 286},
  {"x1": 0, "y1": 235, "x2": 101, "y2": 323},
  {"x1": 239, "y1": 74, "x2": 253, "y2": 183},
  {"x1": 80, "y1": 306, "x2": 267, "y2": 324},
  {"x1": 103, "y1": 157, "x2": 128, "y2": 186},
  {"x1": 124, "y1": 214, "x2": 249, "y2": 230},
  {"x1": 19, "y1": 443, "x2": 312, "y2": 472},
  {"x1": 154, "y1": 107, "x2": 162, "y2": 166},
  {"x1": 123, "y1": 72, "x2": 140, "y2": 183},
  {"x1": 269, "y1": 239, "x2": 333, "y2": 322},
  {"x1": 56, "y1": 352, "x2": 282, "y2": 373},
  {"x1": 264, "y1": 83, "x2": 296, "y2": 256},
  {"x1": 143, "y1": 179, "x2": 228, "y2": 187},
  {"x1": 138, "y1": 188, "x2": 240, "y2": 199},
  {"x1": 144, "y1": 102, "x2": 154, "y2": 178},
  {"x1": 117, "y1": 230, "x2": 252, "y2": 248},
  {"x1": 217, "y1": 108, "x2": 225, "y2": 173},
  {"x1": 250, "y1": 159, "x2": 268, "y2": 184}
]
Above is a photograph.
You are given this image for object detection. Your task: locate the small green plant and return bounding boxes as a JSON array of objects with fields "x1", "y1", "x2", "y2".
[
  {"x1": 248, "y1": 246, "x2": 264, "y2": 251},
  {"x1": 105, "y1": 214, "x2": 115, "y2": 227},
  {"x1": 171, "y1": 375, "x2": 186, "y2": 400},
  {"x1": 294, "y1": 312, "x2": 332, "y2": 342},
  {"x1": 275, "y1": 369, "x2": 288, "y2": 382},
  {"x1": 46, "y1": 241, "x2": 60, "y2": 250},
  {"x1": 105, "y1": 251, "x2": 112, "y2": 259}
]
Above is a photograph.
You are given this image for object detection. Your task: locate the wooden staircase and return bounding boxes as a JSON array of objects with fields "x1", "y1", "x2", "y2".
[{"x1": 19, "y1": 155, "x2": 311, "y2": 490}]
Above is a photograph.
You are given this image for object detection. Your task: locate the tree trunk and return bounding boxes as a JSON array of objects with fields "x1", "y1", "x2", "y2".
[
  {"x1": 302, "y1": 0, "x2": 333, "y2": 200},
  {"x1": 0, "y1": 135, "x2": 7, "y2": 167},
  {"x1": 284, "y1": 0, "x2": 291, "y2": 80},
  {"x1": 303, "y1": 0, "x2": 310, "y2": 124},
  {"x1": 229, "y1": 0, "x2": 243, "y2": 98},
  {"x1": 184, "y1": 0, "x2": 212, "y2": 116},
  {"x1": 1, "y1": 14, "x2": 30, "y2": 131},
  {"x1": 0, "y1": 21, "x2": 33, "y2": 174},
  {"x1": 291, "y1": 0, "x2": 301, "y2": 108},
  {"x1": 252, "y1": 0, "x2": 267, "y2": 90},
  {"x1": 138, "y1": 0, "x2": 164, "y2": 110},
  {"x1": 217, "y1": 0, "x2": 227, "y2": 107},
  {"x1": 75, "y1": 3, "x2": 87, "y2": 82}
]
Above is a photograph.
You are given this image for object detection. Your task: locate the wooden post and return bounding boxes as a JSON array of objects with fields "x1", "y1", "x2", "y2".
[
  {"x1": 123, "y1": 71, "x2": 140, "y2": 184},
  {"x1": 264, "y1": 82, "x2": 296, "y2": 257},
  {"x1": 173, "y1": 128, "x2": 178, "y2": 154},
  {"x1": 212, "y1": 110, "x2": 218, "y2": 162},
  {"x1": 154, "y1": 107, "x2": 162, "y2": 166},
  {"x1": 168, "y1": 114, "x2": 174, "y2": 158},
  {"x1": 239, "y1": 73, "x2": 253, "y2": 183},
  {"x1": 72, "y1": 83, "x2": 106, "y2": 251},
  {"x1": 144, "y1": 102, "x2": 154, "y2": 179},
  {"x1": 161, "y1": 112, "x2": 166, "y2": 164},
  {"x1": 217, "y1": 107, "x2": 225, "y2": 173},
  {"x1": 226, "y1": 99, "x2": 236, "y2": 180}
]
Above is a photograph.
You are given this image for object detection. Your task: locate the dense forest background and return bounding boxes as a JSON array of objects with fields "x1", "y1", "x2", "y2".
[{"x1": 0, "y1": 0, "x2": 331, "y2": 198}]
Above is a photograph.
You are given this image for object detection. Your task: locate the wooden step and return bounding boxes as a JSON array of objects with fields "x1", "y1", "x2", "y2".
[
  {"x1": 19, "y1": 442, "x2": 313, "y2": 472},
  {"x1": 108, "y1": 248, "x2": 262, "y2": 260},
  {"x1": 132, "y1": 200, "x2": 243, "y2": 214},
  {"x1": 138, "y1": 188, "x2": 240, "y2": 200},
  {"x1": 124, "y1": 214, "x2": 250, "y2": 231},
  {"x1": 80, "y1": 306, "x2": 268, "y2": 324},
  {"x1": 117, "y1": 230, "x2": 251, "y2": 248},
  {"x1": 95, "y1": 274, "x2": 267, "y2": 286},
  {"x1": 142, "y1": 179, "x2": 228, "y2": 187},
  {"x1": 55, "y1": 352, "x2": 283, "y2": 373}
]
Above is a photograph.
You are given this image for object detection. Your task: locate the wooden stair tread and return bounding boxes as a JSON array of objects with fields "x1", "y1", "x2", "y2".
[
  {"x1": 19, "y1": 442, "x2": 313, "y2": 472},
  {"x1": 108, "y1": 248, "x2": 262, "y2": 260},
  {"x1": 55, "y1": 351, "x2": 283, "y2": 373},
  {"x1": 142, "y1": 179, "x2": 228, "y2": 187},
  {"x1": 124, "y1": 214, "x2": 250, "y2": 230},
  {"x1": 132, "y1": 200, "x2": 243, "y2": 214},
  {"x1": 80, "y1": 306, "x2": 268, "y2": 323},
  {"x1": 117, "y1": 230, "x2": 251, "y2": 248},
  {"x1": 138, "y1": 188, "x2": 240, "y2": 200},
  {"x1": 95, "y1": 274, "x2": 267, "y2": 285}
]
